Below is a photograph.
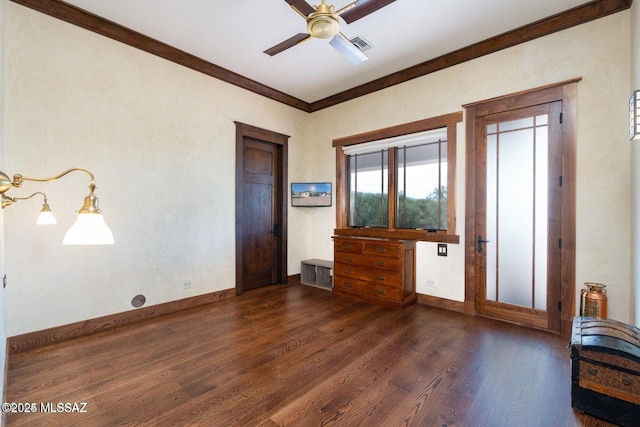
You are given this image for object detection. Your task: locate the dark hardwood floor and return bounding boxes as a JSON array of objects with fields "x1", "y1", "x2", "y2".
[{"x1": 5, "y1": 280, "x2": 616, "y2": 426}]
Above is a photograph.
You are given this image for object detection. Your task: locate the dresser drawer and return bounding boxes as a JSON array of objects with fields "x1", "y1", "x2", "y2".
[
  {"x1": 334, "y1": 276, "x2": 367, "y2": 293},
  {"x1": 334, "y1": 239, "x2": 363, "y2": 254},
  {"x1": 335, "y1": 263, "x2": 399, "y2": 286},
  {"x1": 334, "y1": 252, "x2": 400, "y2": 272},
  {"x1": 333, "y1": 277, "x2": 400, "y2": 301},
  {"x1": 363, "y1": 241, "x2": 401, "y2": 258},
  {"x1": 361, "y1": 282, "x2": 400, "y2": 301}
]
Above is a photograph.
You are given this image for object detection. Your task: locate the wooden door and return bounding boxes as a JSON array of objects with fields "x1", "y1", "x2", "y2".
[
  {"x1": 242, "y1": 139, "x2": 278, "y2": 290},
  {"x1": 474, "y1": 103, "x2": 563, "y2": 332},
  {"x1": 235, "y1": 122, "x2": 288, "y2": 294},
  {"x1": 464, "y1": 81, "x2": 579, "y2": 336}
]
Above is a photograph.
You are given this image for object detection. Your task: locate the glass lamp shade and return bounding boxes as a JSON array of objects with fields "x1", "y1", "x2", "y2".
[
  {"x1": 36, "y1": 202, "x2": 56, "y2": 225},
  {"x1": 36, "y1": 211, "x2": 57, "y2": 225},
  {"x1": 63, "y1": 212, "x2": 114, "y2": 245}
]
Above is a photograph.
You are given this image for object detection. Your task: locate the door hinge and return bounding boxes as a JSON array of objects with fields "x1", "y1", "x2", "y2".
[
  {"x1": 558, "y1": 301, "x2": 562, "y2": 311},
  {"x1": 559, "y1": 112, "x2": 563, "y2": 123},
  {"x1": 559, "y1": 176, "x2": 563, "y2": 187},
  {"x1": 559, "y1": 239, "x2": 563, "y2": 249}
]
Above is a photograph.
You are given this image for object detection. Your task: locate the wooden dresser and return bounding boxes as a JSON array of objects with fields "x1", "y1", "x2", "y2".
[{"x1": 333, "y1": 236, "x2": 417, "y2": 310}]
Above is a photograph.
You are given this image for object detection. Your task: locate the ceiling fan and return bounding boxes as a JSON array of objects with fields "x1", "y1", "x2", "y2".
[{"x1": 264, "y1": 0, "x2": 396, "y2": 64}]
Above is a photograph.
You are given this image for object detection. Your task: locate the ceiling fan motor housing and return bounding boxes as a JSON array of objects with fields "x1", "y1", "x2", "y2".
[
  {"x1": 307, "y1": 1, "x2": 339, "y2": 39},
  {"x1": 307, "y1": 14, "x2": 339, "y2": 38}
]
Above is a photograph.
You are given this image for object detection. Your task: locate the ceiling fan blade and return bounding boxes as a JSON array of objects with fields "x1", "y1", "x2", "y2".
[
  {"x1": 339, "y1": 0, "x2": 396, "y2": 24},
  {"x1": 329, "y1": 33, "x2": 368, "y2": 64},
  {"x1": 284, "y1": 0, "x2": 315, "y2": 17},
  {"x1": 264, "y1": 33, "x2": 311, "y2": 56}
]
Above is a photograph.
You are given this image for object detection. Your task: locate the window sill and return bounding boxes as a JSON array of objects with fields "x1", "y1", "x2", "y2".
[{"x1": 333, "y1": 228, "x2": 460, "y2": 244}]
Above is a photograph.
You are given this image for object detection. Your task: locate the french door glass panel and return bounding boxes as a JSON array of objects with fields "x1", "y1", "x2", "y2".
[{"x1": 486, "y1": 115, "x2": 549, "y2": 309}]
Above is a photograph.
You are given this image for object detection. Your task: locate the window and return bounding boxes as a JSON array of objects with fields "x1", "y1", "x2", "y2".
[
  {"x1": 396, "y1": 137, "x2": 447, "y2": 230},
  {"x1": 333, "y1": 112, "x2": 462, "y2": 242},
  {"x1": 349, "y1": 150, "x2": 388, "y2": 227}
]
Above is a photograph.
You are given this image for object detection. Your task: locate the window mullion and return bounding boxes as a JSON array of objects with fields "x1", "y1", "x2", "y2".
[
  {"x1": 388, "y1": 148, "x2": 396, "y2": 230},
  {"x1": 354, "y1": 155, "x2": 358, "y2": 226},
  {"x1": 402, "y1": 147, "x2": 407, "y2": 228},
  {"x1": 437, "y1": 140, "x2": 442, "y2": 229}
]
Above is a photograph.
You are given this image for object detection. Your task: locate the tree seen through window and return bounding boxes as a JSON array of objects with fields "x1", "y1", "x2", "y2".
[{"x1": 347, "y1": 138, "x2": 447, "y2": 230}]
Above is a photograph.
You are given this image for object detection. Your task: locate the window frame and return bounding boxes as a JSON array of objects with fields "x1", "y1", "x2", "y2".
[{"x1": 333, "y1": 112, "x2": 462, "y2": 243}]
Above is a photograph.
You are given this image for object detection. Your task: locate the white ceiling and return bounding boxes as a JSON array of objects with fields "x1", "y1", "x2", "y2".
[{"x1": 62, "y1": 0, "x2": 593, "y2": 103}]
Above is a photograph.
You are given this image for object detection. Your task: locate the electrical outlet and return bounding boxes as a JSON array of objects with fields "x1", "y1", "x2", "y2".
[
  {"x1": 426, "y1": 278, "x2": 436, "y2": 288},
  {"x1": 183, "y1": 280, "x2": 193, "y2": 290}
]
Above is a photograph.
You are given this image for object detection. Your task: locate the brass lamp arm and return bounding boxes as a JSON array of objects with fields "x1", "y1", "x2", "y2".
[
  {"x1": 0, "y1": 167, "x2": 96, "y2": 195},
  {"x1": 8, "y1": 167, "x2": 95, "y2": 188},
  {"x1": 1, "y1": 191, "x2": 49, "y2": 209}
]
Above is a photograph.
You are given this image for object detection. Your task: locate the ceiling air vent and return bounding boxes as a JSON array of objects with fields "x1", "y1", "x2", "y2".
[{"x1": 350, "y1": 36, "x2": 372, "y2": 52}]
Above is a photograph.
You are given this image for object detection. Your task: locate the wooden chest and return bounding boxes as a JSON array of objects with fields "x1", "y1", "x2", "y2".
[
  {"x1": 332, "y1": 236, "x2": 416, "y2": 310},
  {"x1": 570, "y1": 316, "x2": 640, "y2": 427}
]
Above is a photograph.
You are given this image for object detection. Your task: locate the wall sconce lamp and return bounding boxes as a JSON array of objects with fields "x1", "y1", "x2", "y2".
[
  {"x1": 2, "y1": 191, "x2": 57, "y2": 225},
  {"x1": 630, "y1": 90, "x2": 640, "y2": 141},
  {"x1": 0, "y1": 168, "x2": 114, "y2": 245}
]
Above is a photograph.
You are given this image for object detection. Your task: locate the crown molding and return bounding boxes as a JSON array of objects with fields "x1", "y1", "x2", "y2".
[
  {"x1": 10, "y1": 0, "x2": 633, "y2": 113},
  {"x1": 309, "y1": 0, "x2": 633, "y2": 111},
  {"x1": 10, "y1": 0, "x2": 310, "y2": 112}
]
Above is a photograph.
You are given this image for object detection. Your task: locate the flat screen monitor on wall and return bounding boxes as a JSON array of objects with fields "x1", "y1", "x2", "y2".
[{"x1": 291, "y1": 182, "x2": 332, "y2": 207}]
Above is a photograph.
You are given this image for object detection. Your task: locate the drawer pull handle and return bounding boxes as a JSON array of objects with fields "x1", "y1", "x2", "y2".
[
  {"x1": 343, "y1": 244, "x2": 353, "y2": 250},
  {"x1": 376, "y1": 261, "x2": 385, "y2": 267},
  {"x1": 375, "y1": 248, "x2": 387, "y2": 253},
  {"x1": 375, "y1": 275, "x2": 386, "y2": 281},
  {"x1": 622, "y1": 377, "x2": 634, "y2": 386},
  {"x1": 344, "y1": 282, "x2": 353, "y2": 287},
  {"x1": 587, "y1": 367, "x2": 597, "y2": 376},
  {"x1": 344, "y1": 256, "x2": 352, "y2": 262},
  {"x1": 376, "y1": 289, "x2": 386, "y2": 295},
  {"x1": 344, "y1": 269, "x2": 352, "y2": 274}
]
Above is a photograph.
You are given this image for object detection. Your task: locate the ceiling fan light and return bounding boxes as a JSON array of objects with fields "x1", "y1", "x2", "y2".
[
  {"x1": 307, "y1": 15, "x2": 339, "y2": 39},
  {"x1": 329, "y1": 34, "x2": 368, "y2": 64}
]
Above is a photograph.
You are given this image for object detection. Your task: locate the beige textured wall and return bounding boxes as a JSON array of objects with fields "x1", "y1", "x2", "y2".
[
  {"x1": 631, "y1": 0, "x2": 640, "y2": 326},
  {"x1": 3, "y1": 3, "x2": 310, "y2": 336},
  {"x1": 311, "y1": 12, "x2": 632, "y2": 319},
  {"x1": 0, "y1": 0, "x2": 7, "y2": 400},
  {"x1": 3, "y1": 3, "x2": 634, "y2": 336}
]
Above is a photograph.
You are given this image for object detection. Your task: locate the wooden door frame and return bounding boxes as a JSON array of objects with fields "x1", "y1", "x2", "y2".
[
  {"x1": 235, "y1": 122, "x2": 289, "y2": 295},
  {"x1": 463, "y1": 79, "x2": 579, "y2": 337}
]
